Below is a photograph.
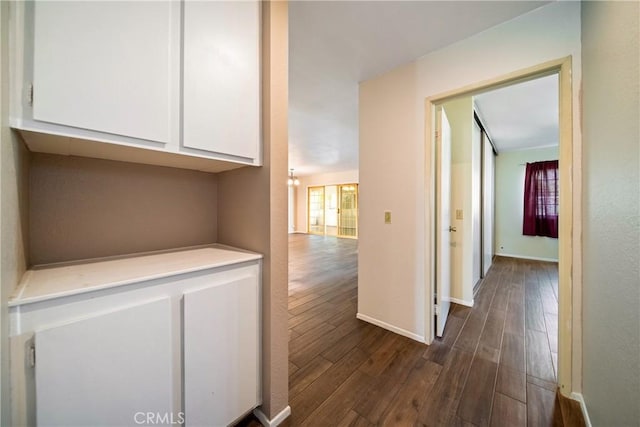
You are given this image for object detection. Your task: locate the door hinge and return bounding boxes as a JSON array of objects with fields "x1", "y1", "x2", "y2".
[
  {"x1": 27, "y1": 83, "x2": 34, "y2": 106},
  {"x1": 28, "y1": 344, "x2": 36, "y2": 368},
  {"x1": 434, "y1": 304, "x2": 440, "y2": 316}
]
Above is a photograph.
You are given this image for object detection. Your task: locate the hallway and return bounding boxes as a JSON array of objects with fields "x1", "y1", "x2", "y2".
[{"x1": 280, "y1": 234, "x2": 584, "y2": 426}]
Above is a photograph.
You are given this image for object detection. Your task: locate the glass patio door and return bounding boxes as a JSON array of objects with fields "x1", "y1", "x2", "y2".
[
  {"x1": 338, "y1": 184, "x2": 358, "y2": 238},
  {"x1": 307, "y1": 186, "x2": 325, "y2": 235}
]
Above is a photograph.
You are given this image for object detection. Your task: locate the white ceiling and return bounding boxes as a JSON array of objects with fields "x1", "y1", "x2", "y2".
[
  {"x1": 288, "y1": 1, "x2": 549, "y2": 176},
  {"x1": 474, "y1": 74, "x2": 559, "y2": 152}
]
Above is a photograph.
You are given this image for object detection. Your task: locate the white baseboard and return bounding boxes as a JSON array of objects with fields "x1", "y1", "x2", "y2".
[
  {"x1": 449, "y1": 297, "x2": 474, "y2": 307},
  {"x1": 356, "y1": 313, "x2": 425, "y2": 343},
  {"x1": 254, "y1": 405, "x2": 291, "y2": 427},
  {"x1": 570, "y1": 393, "x2": 592, "y2": 427},
  {"x1": 495, "y1": 252, "x2": 558, "y2": 263}
]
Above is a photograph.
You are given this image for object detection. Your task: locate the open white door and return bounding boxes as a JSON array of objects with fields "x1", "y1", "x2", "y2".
[{"x1": 436, "y1": 108, "x2": 452, "y2": 337}]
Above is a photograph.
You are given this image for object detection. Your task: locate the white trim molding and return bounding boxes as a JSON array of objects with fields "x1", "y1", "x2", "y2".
[
  {"x1": 356, "y1": 313, "x2": 425, "y2": 343},
  {"x1": 570, "y1": 393, "x2": 592, "y2": 427},
  {"x1": 495, "y1": 252, "x2": 559, "y2": 263},
  {"x1": 254, "y1": 405, "x2": 291, "y2": 427},
  {"x1": 449, "y1": 297, "x2": 474, "y2": 307}
]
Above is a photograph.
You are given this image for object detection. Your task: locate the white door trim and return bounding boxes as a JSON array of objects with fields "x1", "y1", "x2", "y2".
[{"x1": 423, "y1": 56, "x2": 578, "y2": 396}]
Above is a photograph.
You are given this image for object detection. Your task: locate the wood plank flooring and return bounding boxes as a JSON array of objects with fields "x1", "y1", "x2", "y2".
[{"x1": 237, "y1": 234, "x2": 585, "y2": 427}]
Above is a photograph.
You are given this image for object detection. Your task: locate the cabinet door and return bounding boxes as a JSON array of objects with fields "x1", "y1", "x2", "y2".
[
  {"x1": 32, "y1": 1, "x2": 174, "y2": 143},
  {"x1": 183, "y1": 275, "x2": 259, "y2": 426},
  {"x1": 35, "y1": 298, "x2": 174, "y2": 426},
  {"x1": 183, "y1": 1, "x2": 260, "y2": 161}
]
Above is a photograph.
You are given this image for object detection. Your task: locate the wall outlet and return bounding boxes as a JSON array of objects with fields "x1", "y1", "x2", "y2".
[{"x1": 384, "y1": 211, "x2": 392, "y2": 224}]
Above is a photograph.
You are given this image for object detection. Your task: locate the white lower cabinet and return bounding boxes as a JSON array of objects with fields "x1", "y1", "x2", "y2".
[
  {"x1": 9, "y1": 246, "x2": 261, "y2": 427},
  {"x1": 183, "y1": 276, "x2": 260, "y2": 426},
  {"x1": 35, "y1": 299, "x2": 174, "y2": 426}
]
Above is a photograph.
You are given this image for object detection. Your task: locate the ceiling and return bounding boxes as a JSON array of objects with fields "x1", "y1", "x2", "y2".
[
  {"x1": 289, "y1": 1, "x2": 549, "y2": 176},
  {"x1": 474, "y1": 74, "x2": 559, "y2": 152}
]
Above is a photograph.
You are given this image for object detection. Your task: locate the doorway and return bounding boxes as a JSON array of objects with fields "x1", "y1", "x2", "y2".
[{"x1": 427, "y1": 57, "x2": 576, "y2": 395}]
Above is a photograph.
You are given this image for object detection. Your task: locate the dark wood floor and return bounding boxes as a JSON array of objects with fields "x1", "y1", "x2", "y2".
[{"x1": 238, "y1": 234, "x2": 584, "y2": 427}]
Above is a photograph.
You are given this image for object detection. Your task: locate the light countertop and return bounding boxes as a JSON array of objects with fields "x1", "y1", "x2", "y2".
[{"x1": 9, "y1": 245, "x2": 262, "y2": 307}]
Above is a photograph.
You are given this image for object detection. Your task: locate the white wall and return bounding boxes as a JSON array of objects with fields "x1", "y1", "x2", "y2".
[
  {"x1": 359, "y1": 1, "x2": 581, "y2": 344},
  {"x1": 443, "y1": 97, "x2": 475, "y2": 305},
  {"x1": 495, "y1": 146, "x2": 559, "y2": 261},
  {"x1": 581, "y1": 1, "x2": 639, "y2": 424},
  {"x1": 293, "y1": 169, "x2": 358, "y2": 233}
]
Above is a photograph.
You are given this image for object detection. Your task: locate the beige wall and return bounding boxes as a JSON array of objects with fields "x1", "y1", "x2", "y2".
[
  {"x1": 0, "y1": 1, "x2": 30, "y2": 423},
  {"x1": 581, "y1": 1, "x2": 639, "y2": 424},
  {"x1": 359, "y1": 61, "x2": 424, "y2": 339},
  {"x1": 495, "y1": 147, "x2": 559, "y2": 261},
  {"x1": 0, "y1": 131, "x2": 28, "y2": 427},
  {"x1": 217, "y1": 1, "x2": 289, "y2": 420},
  {"x1": 293, "y1": 169, "x2": 358, "y2": 233},
  {"x1": 29, "y1": 153, "x2": 218, "y2": 265},
  {"x1": 359, "y1": 1, "x2": 581, "y2": 344}
]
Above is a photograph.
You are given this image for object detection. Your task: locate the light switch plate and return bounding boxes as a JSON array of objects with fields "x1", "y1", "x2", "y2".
[
  {"x1": 456, "y1": 209, "x2": 463, "y2": 220},
  {"x1": 384, "y1": 211, "x2": 392, "y2": 224}
]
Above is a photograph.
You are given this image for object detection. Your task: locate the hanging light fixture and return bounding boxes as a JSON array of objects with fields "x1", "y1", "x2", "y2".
[{"x1": 288, "y1": 169, "x2": 300, "y2": 186}]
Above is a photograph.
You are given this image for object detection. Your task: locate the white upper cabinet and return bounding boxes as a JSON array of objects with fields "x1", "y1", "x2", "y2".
[
  {"x1": 10, "y1": 0, "x2": 261, "y2": 171},
  {"x1": 32, "y1": 1, "x2": 175, "y2": 144},
  {"x1": 183, "y1": 0, "x2": 261, "y2": 161}
]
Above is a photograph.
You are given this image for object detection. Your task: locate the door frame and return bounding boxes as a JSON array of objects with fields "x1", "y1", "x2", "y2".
[
  {"x1": 424, "y1": 57, "x2": 578, "y2": 396},
  {"x1": 434, "y1": 108, "x2": 452, "y2": 337}
]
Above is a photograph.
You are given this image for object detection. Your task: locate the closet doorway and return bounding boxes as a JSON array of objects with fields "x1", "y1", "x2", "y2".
[{"x1": 307, "y1": 184, "x2": 358, "y2": 238}]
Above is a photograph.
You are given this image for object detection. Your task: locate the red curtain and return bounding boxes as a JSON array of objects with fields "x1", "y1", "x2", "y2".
[{"x1": 523, "y1": 160, "x2": 559, "y2": 238}]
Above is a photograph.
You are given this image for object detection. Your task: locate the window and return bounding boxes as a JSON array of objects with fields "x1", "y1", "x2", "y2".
[{"x1": 523, "y1": 160, "x2": 559, "y2": 238}]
